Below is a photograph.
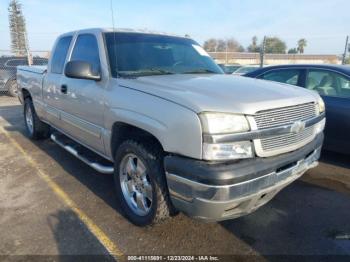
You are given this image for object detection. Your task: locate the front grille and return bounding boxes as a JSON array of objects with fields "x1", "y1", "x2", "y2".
[
  {"x1": 254, "y1": 102, "x2": 317, "y2": 129},
  {"x1": 252, "y1": 103, "x2": 317, "y2": 157},
  {"x1": 260, "y1": 126, "x2": 314, "y2": 152}
]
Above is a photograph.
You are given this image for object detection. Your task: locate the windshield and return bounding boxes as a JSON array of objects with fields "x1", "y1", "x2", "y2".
[{"x1": 104, "y1": 32, "x2": 223, "y2": 77}]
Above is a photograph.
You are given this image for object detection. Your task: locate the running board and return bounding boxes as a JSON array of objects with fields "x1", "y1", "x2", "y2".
[{"x1": 51, "y1": 133, "x2": 114, "y2": 174}]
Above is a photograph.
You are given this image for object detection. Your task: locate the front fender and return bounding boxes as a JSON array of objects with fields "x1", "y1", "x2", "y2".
[{"x1": 103, "y1": 86, "x2": 203, "y2": 160}]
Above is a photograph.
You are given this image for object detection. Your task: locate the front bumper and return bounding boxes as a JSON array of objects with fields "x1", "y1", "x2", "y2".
[{"x1": 164, "y1": 133, "x2": 323, "y2": 222}]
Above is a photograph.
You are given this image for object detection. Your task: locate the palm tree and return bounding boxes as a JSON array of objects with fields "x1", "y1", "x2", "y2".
[
  {"x1": 297, "y1": 39, "x2": 307, "y2": 54},
  {"x1": 8, "y1": 0, "x2": 28, "y2": 56}
]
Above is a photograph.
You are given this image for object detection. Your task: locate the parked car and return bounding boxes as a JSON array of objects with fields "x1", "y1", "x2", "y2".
[
  {"x1": 17, "y1": 28, "x2": 324, "y2": 226},
  {"x1": 0, "y1": 56, "x2": 48, "y2": 96},
  {"x1": 232, "y1": 65, "x2": 260, "y2": 75},
  {"x1": 245, "y1": 64, "x2": 350, "y2": 154},
  {"x1": 217, "y1": 63, "x2": 241, "y2": 74}
]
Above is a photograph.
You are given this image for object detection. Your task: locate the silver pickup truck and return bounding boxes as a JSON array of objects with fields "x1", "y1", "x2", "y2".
[{"x1": 17, "y1": 28, "x2": 325, "y2": 226}]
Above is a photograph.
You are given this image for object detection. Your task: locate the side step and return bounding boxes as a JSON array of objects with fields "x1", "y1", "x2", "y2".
[{"x1": 51, "y1": 133, "x2": 114, "y2": 174}]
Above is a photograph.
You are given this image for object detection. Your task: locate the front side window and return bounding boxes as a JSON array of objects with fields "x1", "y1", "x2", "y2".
[
  {"x1": 70, "y1": 34, "x2": 100, "y2": 72},
  {"x1": 51, "y1": 36, "x2": 72, "y2": 74},
  {"x1": 261, "y1": 69, "x2": 300, "y2": 86},
  {"x1": 306, "y1": 69, "x2": 350, "y2": 98},
  {"x1": 104, "y1": 32, "x2": 223, "y2": 77}
]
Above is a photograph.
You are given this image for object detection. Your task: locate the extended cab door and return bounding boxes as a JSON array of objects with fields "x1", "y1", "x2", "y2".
[
  {"x1": 59, "y1": 33, "x2": 106, "y2": 154},
  {"x1": 43, "y1": 35, "x2": 73, "y2": 127}
]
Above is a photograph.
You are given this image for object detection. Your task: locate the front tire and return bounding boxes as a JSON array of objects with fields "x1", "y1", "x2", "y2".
[
  {"x1": 114, "y1": 140, "x2": 173, "y2": 226},
  {"x1": 24, "y1": 98, "x2": 50, "y2": 140}
]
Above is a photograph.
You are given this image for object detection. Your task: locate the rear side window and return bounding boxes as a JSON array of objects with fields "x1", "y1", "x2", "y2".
[
  {"x1": 261, "y1": 69, "x2": 300, "y2": 86},
  {"x1": 70, "y1": 34, "x2": 100, "y2": 72},
  {"x1": 51, "y1": 36, "x2": 72, "y2": 74}
]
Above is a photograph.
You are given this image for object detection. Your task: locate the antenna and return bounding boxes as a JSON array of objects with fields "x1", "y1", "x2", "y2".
[{"x1": 110, "y1": 0, "x2": 119, "y2": 77}]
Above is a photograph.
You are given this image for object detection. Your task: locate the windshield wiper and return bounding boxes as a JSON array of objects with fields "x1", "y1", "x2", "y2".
[
  {"x1": 118, "y1": 68, "x2": 174, "y2": 77},
  {"x1": 182, "y1": 69, "x2": 218, "y2": 74},
  {"x1": 148, "y1": 68, "x2": 174, "y2": 75}
]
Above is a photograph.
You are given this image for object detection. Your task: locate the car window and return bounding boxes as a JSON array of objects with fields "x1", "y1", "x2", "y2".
[
  {"x1": 51, "y1": 36, "x2": 72, "y2": 74},
  {"x1": 71, "y1": 34, "x2": 100, "y2": 72},
  {"x1": 234, "y1": 66, "x2": 258, "y2": 74},
  {"x1": 5, "y1": 59, "x2": 28, "y2": 67},
  {"x1": 306, "y1": 69, "x2": 350, "y2": 98},
  {"x1": 261, "y1": 69, "x2": 300, "y2": 86}
]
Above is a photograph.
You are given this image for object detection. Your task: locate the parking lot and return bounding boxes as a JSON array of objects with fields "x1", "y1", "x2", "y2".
[{"x1": 1, "y1": 95, "x2": 350, "y2": 260}]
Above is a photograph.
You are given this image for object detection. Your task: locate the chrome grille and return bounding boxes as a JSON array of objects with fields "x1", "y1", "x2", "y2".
[
  {"x1": 254, "y1": 103, "x2": 317, "y2": 129},
  {"x1": 260, "y1": 126, "x2": 314, "y2": 152},
  {"x1": 252, "y1": 103, "x2": 317, "y2": 157}
]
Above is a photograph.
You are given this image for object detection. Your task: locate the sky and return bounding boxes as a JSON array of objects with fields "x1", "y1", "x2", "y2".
[{"x1": 1, "y1": 0, "x2": 349, "y2": 54}]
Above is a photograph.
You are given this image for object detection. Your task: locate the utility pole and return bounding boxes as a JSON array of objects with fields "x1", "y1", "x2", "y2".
[
  {"x1": 260, "y1": 36, "x2": 266, "y2": 68},
  {"x1": 342, "y1": 36, "x2": 349, "y2": 65},
  {"x1": 225, "y1": 40, "x2": 228, "y2": 64}
]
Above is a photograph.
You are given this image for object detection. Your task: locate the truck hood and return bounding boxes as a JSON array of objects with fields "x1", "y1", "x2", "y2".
[{"x1": 118, "y1": 74, "x2": 319, "y2": 114}]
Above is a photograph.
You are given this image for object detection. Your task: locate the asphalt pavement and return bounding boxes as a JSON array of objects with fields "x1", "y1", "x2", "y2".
[{"x1": 1, "y1": 95, "x2": 349, "y2": 261}]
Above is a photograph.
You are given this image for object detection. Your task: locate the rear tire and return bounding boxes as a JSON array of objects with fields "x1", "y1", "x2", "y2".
[
  {"x1": 7, "y1": 80, "x2": 18, "y2": 97},
  {"x1": 114, "y1": 140, "x2": 174, "y2": 226},
  {"x1": 24, "y1": 98, "x2": 50, "y2": 140}
]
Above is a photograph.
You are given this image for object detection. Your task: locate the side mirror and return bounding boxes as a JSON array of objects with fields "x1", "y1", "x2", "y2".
[{"x1": 64, "y1": 60, "x2": 101, "y2": 81}]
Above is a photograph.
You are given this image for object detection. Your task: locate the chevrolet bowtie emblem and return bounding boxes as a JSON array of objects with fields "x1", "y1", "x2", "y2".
[{"x1": 291, "y1": 121, "x2": 306, "y2": 134}]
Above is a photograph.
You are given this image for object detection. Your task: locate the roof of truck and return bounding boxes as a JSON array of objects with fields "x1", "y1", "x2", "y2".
[{"x1": 60, "y1": 28, "x2": 186, "y2": 39}]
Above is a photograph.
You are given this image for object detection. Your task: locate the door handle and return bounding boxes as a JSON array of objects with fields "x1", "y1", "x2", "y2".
[{"x1": 61, "y1": 84, "x2": 67, "y2": 94}]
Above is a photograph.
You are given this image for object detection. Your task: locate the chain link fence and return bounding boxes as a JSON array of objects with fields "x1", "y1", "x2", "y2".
[{"x1": 0, "y1": 50, "x2": 49, "y2": 96}]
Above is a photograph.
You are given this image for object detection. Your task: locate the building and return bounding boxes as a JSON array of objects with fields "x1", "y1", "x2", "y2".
[{"x1": 209, "y1": 52, "x2": 341, "y2": 65}]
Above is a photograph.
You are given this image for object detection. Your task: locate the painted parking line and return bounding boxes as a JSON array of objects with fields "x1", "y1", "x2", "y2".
[{"x1": 0, "y1": 126, "x2": 123, "y2": 258}]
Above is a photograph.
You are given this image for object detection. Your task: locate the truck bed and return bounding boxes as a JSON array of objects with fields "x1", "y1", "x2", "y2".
[{"x1": 17, "y1": 65, "x2": 47, "y2": 104}]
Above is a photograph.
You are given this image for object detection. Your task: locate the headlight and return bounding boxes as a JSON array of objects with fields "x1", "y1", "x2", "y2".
[
  {"x1": 203, "y1": 141, "x2": 253, "y2": 160},
  {"x1": 318, "y1": 97, "x2": 325, "y2": 114},
  {"x1": 199, "y1": 112, "x2": 250, "y2": 134}
]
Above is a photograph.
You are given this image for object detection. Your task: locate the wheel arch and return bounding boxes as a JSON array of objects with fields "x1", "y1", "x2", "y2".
[
  {"x1": 110, "y1": 121, "x2": 165, "y2": 159},
  {"x1": 20, "y1": 88, "x2": 32, "y2": 103}
]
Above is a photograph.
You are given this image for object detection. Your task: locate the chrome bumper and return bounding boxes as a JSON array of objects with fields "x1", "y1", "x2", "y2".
[{"x1": 166, "y1": 146, "x2": 321, "y2": 222}]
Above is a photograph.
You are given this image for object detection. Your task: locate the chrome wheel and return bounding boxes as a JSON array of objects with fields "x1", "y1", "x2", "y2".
[
  {"x1": 25, "y1": 105, "x2": 34, "y2": 135},
  {"x1": 119, "y1": 153, "x2": 153, "y2": 216}
]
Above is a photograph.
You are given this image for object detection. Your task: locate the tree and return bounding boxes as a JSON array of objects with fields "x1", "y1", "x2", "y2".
[
  {"x1": 8, "y1": 0, "x2": 28, "y2": 56},
  {"x1": 297, "y1": 38, "x2": 307, "y2": 54},
  {"x1": 247, "y1": 36, "x2": 260, "y2": 52},
  {"x1": 203, "y1": 38, "x2": 218, "y2": 52},
  {"x1": 345, "y1": 56, "x2": 350, "y2": 65},
  {"x1": 288, "y1": 48, "x2": 298, "y2": 54},
  {"x1": 264, "y1": 37, "x2": 287, "y2": 54},
  {"x1": 216, "y1": 39, "x2": 226, "y2": 52},
  {"x1": 226, "y1": 38, "x2": 244, "y2": 52},
  {"x1": 203, "y1": 38, "x2": 244, "y2": 52}
]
